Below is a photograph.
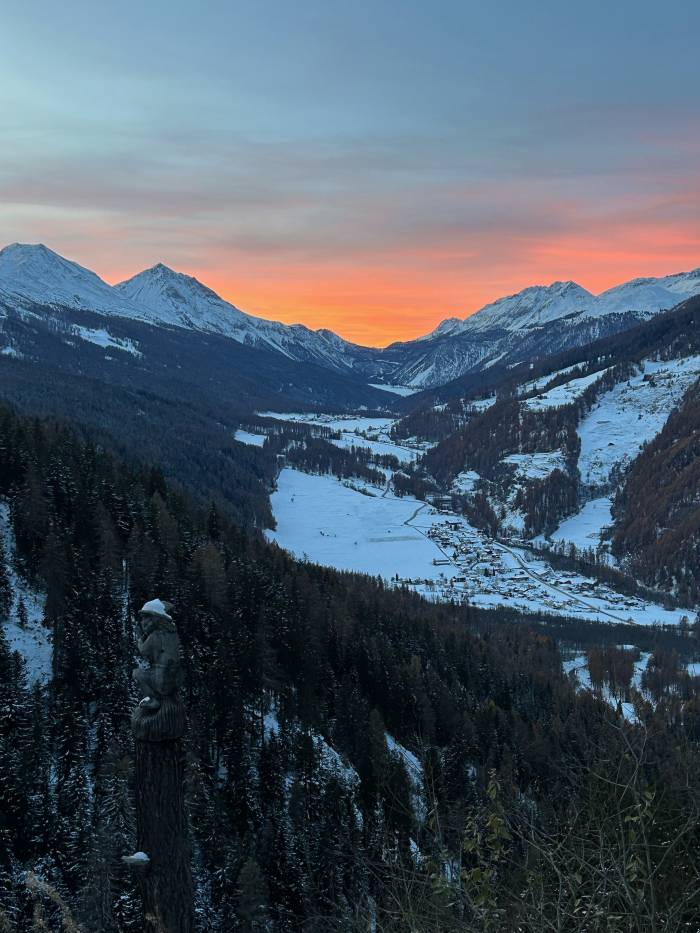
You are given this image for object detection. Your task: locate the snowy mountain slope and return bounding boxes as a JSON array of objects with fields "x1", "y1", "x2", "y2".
[
  {"x1": 3, "y1": 242, "x2": 700, "y2": 394},
  {"x1": 388, "y1": 268, "x2": 700, "y2": 388},
  {"x1": 115, "y1": 263, "x2": 365, "y2": 371},
  {"x1": 449, "y1": 281, "x2": 596, "y2": 335},
  {"x1": 0, "y1": 502, "x2": 51, "y2": 682},
  {"x1": 0, "y1": 242, "x2": 139, "y2": 316},
  {"x1": 0, "y1": 244, "x2": 369, "y2": 375},
  {"x1": 577, "y1": 356, "x2": 700, "y2": 488},
  {"x1": 387, "y1": 310, "x2": 645, "y2": 389},
  {"x1": 427, "y1": 269, "x2": 700, "y2": 341}
]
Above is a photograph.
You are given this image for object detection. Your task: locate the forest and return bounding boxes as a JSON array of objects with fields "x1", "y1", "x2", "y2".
[{"x1": 1, "y1": 403, "x2": 700, "y2": 931}]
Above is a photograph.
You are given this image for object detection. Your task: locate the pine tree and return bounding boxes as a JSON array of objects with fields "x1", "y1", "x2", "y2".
[
  {"x1": 0, "y1": 535, "x2": 12, "y2": 619},
  {"x1": 236, "y1": 856, "x2": 269, "y2": 932}
]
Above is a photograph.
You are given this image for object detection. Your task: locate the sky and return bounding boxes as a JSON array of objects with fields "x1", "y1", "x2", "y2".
[{"x1": 1, "y1": 0, "x2": 699, "y2": 346}]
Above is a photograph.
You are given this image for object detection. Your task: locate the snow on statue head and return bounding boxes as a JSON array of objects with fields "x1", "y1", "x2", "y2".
[{"x1": 131, "y1": 598, "x2": 186, "y2": 742}]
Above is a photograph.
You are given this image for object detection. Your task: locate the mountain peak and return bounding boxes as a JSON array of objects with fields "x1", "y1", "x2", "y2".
[{"x1": 0, "y1": 242, "x2": 127, "y2": 314}]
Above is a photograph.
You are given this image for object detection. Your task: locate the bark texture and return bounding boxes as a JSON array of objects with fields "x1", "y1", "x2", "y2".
[{"x1": 135, "y1": 739, "x2": 195, "y2": 933}]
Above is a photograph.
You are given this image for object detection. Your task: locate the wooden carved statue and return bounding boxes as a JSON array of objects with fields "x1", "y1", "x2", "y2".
[
  {"x1": 132, "y1": 599, "x2": 186, "y2": 742},
  {"x1": 129, "y1": 598, "x2": 194, "y2": 932}
]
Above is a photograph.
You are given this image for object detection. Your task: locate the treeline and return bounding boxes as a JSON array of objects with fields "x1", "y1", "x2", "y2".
[{"x1": 282, "y1": 436, "x2": 389, "y2": 485}]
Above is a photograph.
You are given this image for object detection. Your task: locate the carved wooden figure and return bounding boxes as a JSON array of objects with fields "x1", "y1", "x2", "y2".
[{"x1": 130, "y1": 599, "x2": 194, "y2": 933}]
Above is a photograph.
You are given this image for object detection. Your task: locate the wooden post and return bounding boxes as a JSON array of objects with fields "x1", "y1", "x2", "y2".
[
  {"x1": 135, "y1": 739, "x2": 194, "y2": 933},
  {"x1": 129, "y1": 599, "x2": 194, "y2": 933}
]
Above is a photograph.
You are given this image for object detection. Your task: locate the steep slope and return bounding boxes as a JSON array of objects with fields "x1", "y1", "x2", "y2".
[
  {"x1": 3, "y1": 242, "x2": 700, "y2": 394},
  {"x1": 612, "y1": 379, "x2": 700, "y2": 602},
  {"x1": 0, "y1": 244, "x2": 371, "y2": 375},
  {"x1": 0, "y1": 242, "x2": 138, "y2": 316},
  {"x1": 387, "y1": 271, "x2": 700, "y2": 388},
  {"x1": 115, "y1": 262, "x2": 370, "y2": 371},
  {"x1": 413, "y1": 297, "x2": 700, "y2": 552},
  {"x1": 0, "y1": 292, "x2": 396, "y2": 528}
]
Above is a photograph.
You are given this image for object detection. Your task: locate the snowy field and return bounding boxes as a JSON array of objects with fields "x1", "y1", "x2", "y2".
[
  {"x1": 523, "y1": 369, "x2": 608, "y2": 410},
  {"x1": 502, "y1": 451, "x2": 566, "y2": 480},
  {"x1": 259, "y1": 413, "x2": 396, "y2": 434},
  {"x1": 578, "y1": 356, "x2": 700, "y2": 487},
  {"x1": 329, "y1": 433, "x2": 420, "y2": 462},
  {"x1": 73, "y1": 326, "x2": 141, "y2": 356},
  {"x1": 519, "y1": 364, "x2": 586, "y2": 396},
  {"x1": 262, "y1": 398, "x2": 698, "y2": 626},
  {"x1": 259, "y1": 412, "x2": 428, "y2": 463},
  {"x1": 267, "y1": 469, "x2": 691, "y2": 626},
  {"x1": 368, "y1": 383, "x2": 419, "y2": 396},
  {"x1": 234, "y1": 428, "x2": 267, "y2": 447},
  {"x1": 549, "y1": 497, "x2": 614, "y2": 552},
  {"x1": 266, "y1": 470, "x2": 458, "y2": 582},
  {"x1": 451, "y1": 470, "x2": 481, "y2": 493}
]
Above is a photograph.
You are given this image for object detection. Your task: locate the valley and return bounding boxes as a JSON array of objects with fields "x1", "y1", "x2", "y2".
[{"x1": 253, "y1": 412, "x2": 693, "y2": 628}]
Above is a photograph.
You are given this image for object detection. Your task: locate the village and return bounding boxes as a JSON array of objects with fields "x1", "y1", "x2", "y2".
[{"x1": 400, "y1": 510, "x2": 689, "y2": 627}]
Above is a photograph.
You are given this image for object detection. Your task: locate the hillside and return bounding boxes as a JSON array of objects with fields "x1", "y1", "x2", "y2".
[
  {"x1": 394, "y1": 298, "x2": 700, "y2": 594},
  {"x1": 2, "y1": 400, "x2": 700, "y2": 931}
]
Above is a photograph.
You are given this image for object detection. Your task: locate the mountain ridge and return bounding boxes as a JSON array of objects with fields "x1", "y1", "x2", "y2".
[{"x1": 2, "y1": 242, "x2": 700, "y2": 389}]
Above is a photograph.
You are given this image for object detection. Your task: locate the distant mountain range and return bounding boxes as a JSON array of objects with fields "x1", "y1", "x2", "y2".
[{"x1": 1, "y1": 242, "x2": 699, "y2": 390}]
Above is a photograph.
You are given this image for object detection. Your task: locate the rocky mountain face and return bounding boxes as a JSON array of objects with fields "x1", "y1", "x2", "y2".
[
  {"x1": 0, "y1": 243, "x2": 370, "y2": 375},
  {"x1": 385, "y1": 274, "x2": 700, "y2": 388}
]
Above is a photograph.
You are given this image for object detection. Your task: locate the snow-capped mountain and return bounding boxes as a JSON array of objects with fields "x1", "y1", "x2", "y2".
[
  {"x1": 0, "y1": 244, "x2": 366, "y2": 374},
  {"x1": 441, "y1": 281, "x2": 596, "y2": 336},
  {"x1": 0, "y1": 242, "x2": 138, "y2": 316},
  {"x1": 2, "y1": 242, "x2": 699, "y2": 393},
  {"x1": 425, "y1": 272, "x2": 700, "y2": 341},
  {"x1": 114, "y1": 263, "x2": 365, "y2": 371},
  {"x1": 387, "y1": 270, "x2": 700, "y2": 388}
]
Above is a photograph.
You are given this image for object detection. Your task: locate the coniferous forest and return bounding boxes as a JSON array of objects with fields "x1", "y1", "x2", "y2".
[{"x1": 1, "y1": 402, "x2": 700, "y2": 932}]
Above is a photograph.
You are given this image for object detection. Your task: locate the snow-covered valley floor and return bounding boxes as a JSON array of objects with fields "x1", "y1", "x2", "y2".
[{"x1": 263, "y1": 414, "x2": 693, "y2": 627}]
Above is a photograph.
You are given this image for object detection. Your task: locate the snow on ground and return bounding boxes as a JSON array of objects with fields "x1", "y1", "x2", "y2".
[
  {"x1": 267, "y1": 468, "x2": 691, "y2": 625},
  {"x1": 550, "y1": 497, "x2": 614, "y2": 552},
  {"x1": 564, "y1": 650, "x2": 653, "y2": 722},
  {"x1": 451, "y1": 470, "x2": 481, "y2": 493},
  {"x1": 329, "y1": 433, "x2": 420, "y2": 462},
  {"x1": 266, "y1": 470, "x2": 459, "y2": 583},
  {"x1": 259, "y1": 412, "x2": 396, "y2": 434},
  {"x1": 368, "y1": 383, "x2": 419, "y2": 396},
  {"x1": 519, "y1": 364, "x2": 586, "y2": 396},
  {"x1": 263, "y1": 708, "x2": 359, "y2": 786},
  {"x1": 578, "y1": 357, "x2": 700, "y2": 487},
  {"x1": 386, "y1": 733, "x2": 426, "y2": 820},
  {"x1": 386, "y1": 734, "x2": 423, "y2": 784},
  {"x1": 502, "y1": 451, "x2": 566, "y2": 480},
  {"x1": 259, "y1": 411, "x2": 426, "y2": 462},
  {"x1": 234, "y1": 429, "x2": 267, "y2": 447},
  {"x1": 468, "y1": 397, "x2": 497, "y2": 412},
  {"x1": 73, "y1": 326, "x2": 141, "y2": 356},
  {"x1": 523, "y1": 369, "x2": 608, "y2": 410},
  {"x1": 0, "y1": 502, "x2": 51, "y2": 682}
]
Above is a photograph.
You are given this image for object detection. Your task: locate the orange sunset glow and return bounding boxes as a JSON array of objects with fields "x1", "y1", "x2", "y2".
[{"x1": 97, "y1": 213, "x2": 700, "y2": 347}]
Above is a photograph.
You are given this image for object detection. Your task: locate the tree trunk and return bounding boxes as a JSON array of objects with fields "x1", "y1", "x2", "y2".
[{"x1": 135, "y1": 739, "x2": 195, "y2": 933}]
